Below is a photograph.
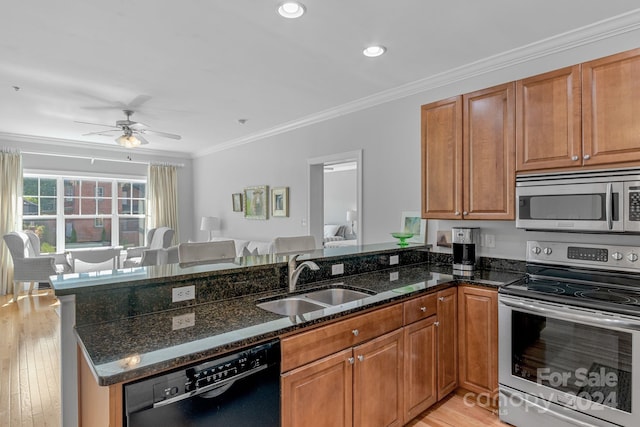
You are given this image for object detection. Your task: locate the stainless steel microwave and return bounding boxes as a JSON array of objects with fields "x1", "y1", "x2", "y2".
[{"x1": 516, "y1": 168, "x2": 640, "y2": 233}]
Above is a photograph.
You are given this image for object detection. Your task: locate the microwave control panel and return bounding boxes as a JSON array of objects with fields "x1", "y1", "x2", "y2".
[{"x1": 628, "y1": 186, "x2": 640, "y2": 221}]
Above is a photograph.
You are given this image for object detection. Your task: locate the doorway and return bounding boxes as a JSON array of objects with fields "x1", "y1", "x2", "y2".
[{"x1": 307, "y1": 150, "x2": 362, "y2": 247}]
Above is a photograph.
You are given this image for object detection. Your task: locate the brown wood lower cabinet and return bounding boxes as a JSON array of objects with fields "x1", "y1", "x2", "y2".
[
  {"x1": 458, "y1": 284, "x2": 498, "y2": 398},
  {"x1": 403, "y1": 315, "x2": 437, "y2": 421},
  {"x1": 436, "y1": 287, "x2": 458, "y2": 400},
  {"x1": 282, "y1": 329, "x2": 404, "y2": 427}
]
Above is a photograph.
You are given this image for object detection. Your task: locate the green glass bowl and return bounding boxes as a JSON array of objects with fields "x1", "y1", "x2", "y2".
[{"x1": 391, "y1": 232, "x2": 414, "y2": 247}]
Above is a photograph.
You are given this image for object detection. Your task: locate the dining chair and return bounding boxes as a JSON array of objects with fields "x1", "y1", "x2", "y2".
[
  {"x1": 177, "y1": 240, "x2": 236, "y2": 266},
  {"x1": 273, "y1": 236, "x2": 317, "y2": 254}
]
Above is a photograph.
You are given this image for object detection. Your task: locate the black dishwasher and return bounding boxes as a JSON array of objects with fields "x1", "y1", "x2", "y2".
[{"x1": 124, "y1": 339, "x2": 280, "y2": 427}]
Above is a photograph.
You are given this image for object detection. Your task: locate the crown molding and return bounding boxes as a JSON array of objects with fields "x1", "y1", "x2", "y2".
[
  {"x1": 0, "y1": 131, "x2": 191, "y2": 159},
  {"x1": 196, "y1": 8, "x2": 640, "y2": 158}
]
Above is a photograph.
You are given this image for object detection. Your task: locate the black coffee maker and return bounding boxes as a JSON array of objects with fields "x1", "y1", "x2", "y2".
[{"x1": 452, "y1": 227, "x2": 480, "y2": 273}]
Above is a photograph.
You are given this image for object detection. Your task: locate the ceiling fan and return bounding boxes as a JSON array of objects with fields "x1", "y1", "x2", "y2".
[{"x1": 76, "y1": 110, "x2": 182, "y2": 148}]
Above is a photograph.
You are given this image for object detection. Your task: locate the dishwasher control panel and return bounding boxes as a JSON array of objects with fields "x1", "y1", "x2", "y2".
[{"x1": 124, "y1": 339, "x2": 280, "y2": 415}]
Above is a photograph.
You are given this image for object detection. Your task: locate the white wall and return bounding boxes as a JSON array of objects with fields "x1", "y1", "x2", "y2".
[
  {"x1": 1, "y1": 135, "x2": 196, "y2": 243},
  {"x1": 192, "y1": 29, "x2": 640, "y2": 256},
  {"x1": 324, "y1": 169, "x2": 356, "y2": 225}
]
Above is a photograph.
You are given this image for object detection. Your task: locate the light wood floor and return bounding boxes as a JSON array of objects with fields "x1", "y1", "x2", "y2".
[
  {"x1": 0, "y1": 290, "x2": 61, "y2": 427},
  {"x1": 0, "y1": 290, "x2": 508, "y2": 427}
]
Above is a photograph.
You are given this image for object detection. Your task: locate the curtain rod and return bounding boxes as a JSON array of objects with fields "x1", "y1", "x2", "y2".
[{"x1": 20, "y1": 150, "x2": 185, "y2": 168}]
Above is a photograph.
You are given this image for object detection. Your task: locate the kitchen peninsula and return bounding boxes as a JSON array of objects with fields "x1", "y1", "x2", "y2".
[{"x1": 51, "y1": 243, "x2": 522, "y2": 426}]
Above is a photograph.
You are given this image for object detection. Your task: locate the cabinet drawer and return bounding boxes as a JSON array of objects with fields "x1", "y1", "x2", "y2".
[
  {"x1": 281, "y1": 304, "x2": 403, "y2": 372},
  {"x1": 403, "y1": 293, "x2": 437, "y2": 325}
]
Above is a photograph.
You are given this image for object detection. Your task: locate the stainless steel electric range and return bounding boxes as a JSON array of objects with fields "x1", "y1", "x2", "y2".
[{"x1": 498, "y1": 241, "x2": 640, "y2": 427}]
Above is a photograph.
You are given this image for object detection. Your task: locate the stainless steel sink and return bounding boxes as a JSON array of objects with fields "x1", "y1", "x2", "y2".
[
  {"x1": 257, "y1": 286, "x2": 374, "y2": 316},
  {"x1": 301, "y1": 288, "x2": 371, "y2": 305},
  {"x1": 256, "y1": 297, "x2": 326, "y2": 316}
]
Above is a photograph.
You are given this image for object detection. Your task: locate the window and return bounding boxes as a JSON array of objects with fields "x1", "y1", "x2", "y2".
[{"x1": 23, "y1": 174, "x2": 146, "y2": 252}]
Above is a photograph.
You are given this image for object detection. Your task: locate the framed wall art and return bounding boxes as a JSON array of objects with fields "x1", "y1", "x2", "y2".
[
  {"x1": 271, "y1": 187, "x2": 289, "y2": 217},
  {"x1": 400, "y1": 211, "x2": 427, "y2": 244},
  {"x1": 244, "y1": 185, "x2": 268, "y2": 219},
  {"x1": 232, "y1": 193, "x2": 243, "y2": 212}
]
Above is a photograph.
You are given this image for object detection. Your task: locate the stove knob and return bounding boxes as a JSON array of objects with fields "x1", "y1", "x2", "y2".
[
  {"x1": 531, "y1": 247, "x2": 541, "y2": 255},
  {"x1": 543, "y1": 247, "x2": 552, "y2": 255},
  {"x1": 612, "y1": 252, "x2": 623, "y2": 261},
  {"x1": 627, "y1": 253, "x2": 638, "y2": 262}
]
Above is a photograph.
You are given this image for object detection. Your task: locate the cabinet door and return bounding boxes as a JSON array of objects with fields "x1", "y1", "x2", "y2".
[
  {"x1": 403, "y1": 316, "x2": 437, "y2": 422},
  {"x1": 463, "y1": 83, "x2": 515, "y2": 220},
  {"x1": 583, "y1": 48, "x2": 640, "y2": 166},
  {"x1": 281, "y1": 349, "x2": 353, "y2": 427},
  {"x1": 353, "y1": 329, "x2": 404, "y2": 427},
  {"x1": 436, "y1": 287, "x2": 458, "y2": 400},
  {"x1": 458, "y1": 285, "x2": 498, "y2": 397},
  {"x1": 421, "y1": 96, "x2": 463, "y2": 219},
  {"x1": 516, "y1": 65, "x2": 582, "y2": 172}
]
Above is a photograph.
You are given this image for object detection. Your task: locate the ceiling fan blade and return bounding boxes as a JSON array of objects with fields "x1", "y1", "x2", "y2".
[
  {"x1": 82, "y1": 130, "x2": 120, "y2": 136},
  {"x1": 75, "y1": 120, "x2": 120, "y2": 129},
  {"x1": 129, "y1": 122, "x2": 149, "y2": 131},
  {"x1": 127, "y1": 95, "x2": 152, "y2": 109},
  {"x1": 143, "y1": 129, "x2": 182, "y2": 140}
]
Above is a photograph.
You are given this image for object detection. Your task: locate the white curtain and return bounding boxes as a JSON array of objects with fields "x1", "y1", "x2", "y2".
[
  {"x1": 1, "y1": 150, "x2": 22, "y2": 295},
  {"x1": 148, "y1": 164, "x2": 179, "y2": 244}
]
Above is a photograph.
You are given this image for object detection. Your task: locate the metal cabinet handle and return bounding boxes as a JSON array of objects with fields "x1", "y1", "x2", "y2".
[
  {"x1": 420, "y1": 307, "x2": 427, "y2": 312},
  {"x1": 463, "y1": 211, "x2": 468, "y2": 216},
  {"x1": 583, "y1": 154, "x2": 591, "y2": 160},
  {"x1": 438, "y1": 296, "x2": 445, "y2": 301},
  {"x1": 434, "y1": 321, "x2": 440, "y2": 327},
  {"x1": 454, "y1": 211, "x2": 460, "y2": 216},
  {"x1": 357, "y1": 355, "x2": 364, "y2": 362},
  {"x1": 348, "y1": 357, "x2": 355, "y2": 365},
  {"x1": 571, "y1": 155, "x2": 579, "y2": 161},
  {"x1": 352, "y1": 329, "x2": 359, "y2": 336}
]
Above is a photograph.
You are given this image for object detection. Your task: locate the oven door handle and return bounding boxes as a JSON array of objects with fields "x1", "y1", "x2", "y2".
[
  {"x1": 499, "y1": 296, "x2": 640, "y2": 331},
  {"x1": 606, "y1": 182, "x2": 613, "y2": 230},
  {"x1": 500, "y1": 388, "x2": 601, "y2": 427}
]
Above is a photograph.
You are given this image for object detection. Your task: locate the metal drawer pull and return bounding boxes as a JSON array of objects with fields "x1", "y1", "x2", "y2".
[
  {"x1": 583, "y1": 154, "x2": 591, "y2": 160},
  {"x1": 348, "y1": 357, "x2": 355, "y2": 365},
  {"x1": 420, "y1": 307, "x2": 427, "y2": 312},
  {"x1": 571, "y1": 155, "x2": 579, "y2": 161},
  {"x1": 434, "y1": 321, "x2": 440, "y2": 327},
  {"x1": 352, "y1": 329, "x2": 359, "y2": 336},
  {"x1": 357, "y1": 355, "x2": 364, "y2": 362},
  {"x1": 438, "y1": 297, "x2": 445, "y2": 301},
  {"x1": 463, "y1": 211, "x2": 468, "y2": 216}
]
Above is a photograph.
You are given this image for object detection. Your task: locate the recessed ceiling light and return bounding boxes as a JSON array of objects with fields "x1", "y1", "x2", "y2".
[
  {"x1": 363, "y1": 45, "x2": 386, "y2": 58},
  {"x1": 278, "y1": 2, "x2": 306, "y2": 19}
]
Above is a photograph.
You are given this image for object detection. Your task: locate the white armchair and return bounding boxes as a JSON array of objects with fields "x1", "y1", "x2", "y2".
[
  {"x1": 123, "y1": 227, "x2": 175, "y2": 268},
  {"x1": 3, "y1": 230, "x2": 71, "y2": 293}
]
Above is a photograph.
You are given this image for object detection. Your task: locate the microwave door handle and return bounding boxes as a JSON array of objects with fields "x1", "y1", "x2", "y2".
[{"x1": 606, "y1": 182, "x2": 613, "y2": 230}]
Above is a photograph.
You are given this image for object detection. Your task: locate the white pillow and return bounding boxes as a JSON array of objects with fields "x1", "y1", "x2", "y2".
[{"x1": 324, "y1": 224, "x2": 339, "y2": 238}]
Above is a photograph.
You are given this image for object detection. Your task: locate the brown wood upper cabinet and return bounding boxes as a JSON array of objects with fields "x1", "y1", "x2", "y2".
[
  {"x1": 516, "y1": 65, "x2": 582, "y2": 171},
  {"x1": 516, "y1": 48, "x2": 640, "y2": 172},
  {"x1": 583, "y1": 48, "x2": 640, "y2": 167},
  {"x1": 422, "y1": 83, "x2": 515, "y2": 220}
]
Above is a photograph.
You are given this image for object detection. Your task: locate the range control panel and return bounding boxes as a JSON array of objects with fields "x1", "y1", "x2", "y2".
[{"x1": 527, "y1": 241, "x2": 640, "y2": 272}]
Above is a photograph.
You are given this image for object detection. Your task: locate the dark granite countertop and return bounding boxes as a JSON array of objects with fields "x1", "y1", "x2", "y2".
[{"x1": 76, "y1": 263, "x2": 524, "y2": 386}]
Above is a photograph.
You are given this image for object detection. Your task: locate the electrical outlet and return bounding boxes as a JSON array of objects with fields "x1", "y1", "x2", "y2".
[
  {"x1": 332, "y1": 263, "x2": 344, "y2": 275},
  {"x1": 172, "y1": 312, "x2": 195, "y2": 330},
  {"x1": 389, "y1": 255, "x2": 399, "y2": 265},
  {"x1": 485, "y1": 234, "x2": 496, "y2": 248},
  {"x1": 172, "y1": 285, "x2": 195, "y2": 303},
  {"x1": 390, "y1": 271, "x2": 399, "y2": 281}
]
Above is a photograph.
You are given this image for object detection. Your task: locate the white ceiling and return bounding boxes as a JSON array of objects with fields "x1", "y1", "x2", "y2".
[{"x1": 1, "y1": 1, "x2": 639, "y2": 157}]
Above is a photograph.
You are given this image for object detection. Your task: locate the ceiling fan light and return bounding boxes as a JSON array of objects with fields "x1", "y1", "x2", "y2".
[
  {"x1": 116, "y1": 134, "x2": 142, "y2": 148},
  {"x1": 278, "y1": 2, "x2": 305, "y2": 18}
]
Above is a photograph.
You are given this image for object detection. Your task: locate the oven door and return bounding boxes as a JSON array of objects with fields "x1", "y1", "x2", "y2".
[
  {"x1": 516, "y1": 181, "x2": 623, "y2": 232},
  {"x1": 499, "y1": 295, "x2": 640, "y2": 427}
]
